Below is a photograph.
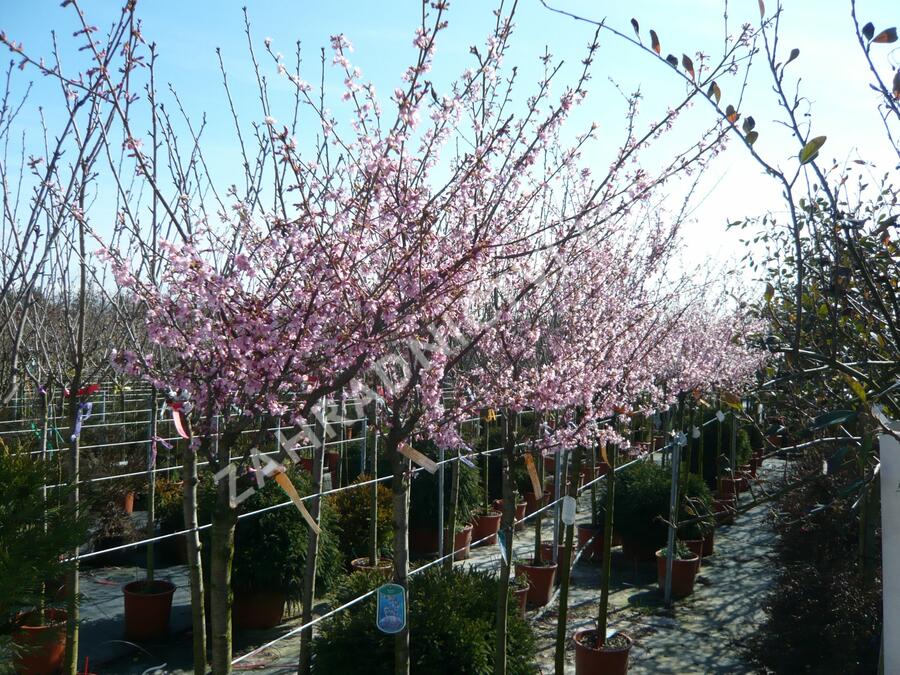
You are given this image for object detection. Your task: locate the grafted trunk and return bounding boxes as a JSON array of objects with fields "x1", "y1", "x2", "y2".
[
  {"x1": 182, "y1": 432, "x2": 207, "y2": 674},
  {"x1": 493, "y1": 412, "x2": 516, "y2": 675},
  {"x1": 298, "y1": 425, "x2": 327, "y2": 675},
  {"x1": 554, "y1": 446, "x2": 583, "y2": 673},
  {"x1": 390, "y1": 438, "x2": 411, "y2": 675}
]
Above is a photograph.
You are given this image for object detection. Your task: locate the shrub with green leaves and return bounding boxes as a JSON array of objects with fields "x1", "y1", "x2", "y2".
[
  {"x1": 312, "y1": 567, "x2": 537, "y2": 674},
  {"x1": 409, "y1": 442, "x2": 482, "y2": 532},
  {"x1": 199, "y1": 467, "x2": 344, "y2": 600},
  {"x1": 328, "y1": 473, "x2": 393, "y2": 561},
  {"x1": 614, "y1": 460, "x2": 671, "y2": 550}
]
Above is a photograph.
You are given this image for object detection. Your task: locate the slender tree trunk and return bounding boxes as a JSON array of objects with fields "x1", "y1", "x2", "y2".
[
  {"x1": 442, "y1": 450, "x2": 460, "y2": 572},
  {"x1": 368, "y1": 419, "x2": 379, "y2": 566},
  {"x1": 298, "y1": 419, "x2": 327, "y2": 675},
  {"x1": 554, "y1": 446, "x2": 583, "y2": 674},
  {"x1": 146, "y1": 389, "x2": 157, "y2": 584},
  {"x1": 209, "y1": 469, "x2": 237, "y2": 674},
  {"x1": 531, "y1": 446, "x2": 543, "y2": 564},
  {"x1": 183, "y1": 427, "x2": 207, "y2": 674},
  {"x1": 63, "y1": 210, "x2": 87, "y2": 675},
  {"x1": 390, "y1": 437, "x2": 411, "y2": 675},
  {"x1": 493, "y1": 411, "x2": 516, "y2": 675},
  {"x1": 597, "y1": 445, "x2": 616, "y2": 643}
]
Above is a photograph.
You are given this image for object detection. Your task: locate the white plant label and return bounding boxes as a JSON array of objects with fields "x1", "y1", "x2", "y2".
[
  {"x1": 561, "y1": 496, "x2": 576, "y2": 525},
  {"x1": 692, "y1": 426, "x2": 701, "y2": 439},
  {"x1": 716, "y1": 410, "x2": 726, "y2": 423}
]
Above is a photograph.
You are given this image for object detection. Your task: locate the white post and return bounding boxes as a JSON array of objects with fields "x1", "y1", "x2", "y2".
[{"x1": 878, "y1": 422, "x2": 900, "y2": 674}]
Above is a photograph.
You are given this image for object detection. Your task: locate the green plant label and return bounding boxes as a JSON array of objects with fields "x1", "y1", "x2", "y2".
[{"x1": 376, "y1": 583, "x2": 406, "y2": 634}]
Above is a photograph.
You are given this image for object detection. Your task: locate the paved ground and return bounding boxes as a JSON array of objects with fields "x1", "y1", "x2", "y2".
[{"x1": 93, "y1": 458, "x2": 779, "y2": 673}]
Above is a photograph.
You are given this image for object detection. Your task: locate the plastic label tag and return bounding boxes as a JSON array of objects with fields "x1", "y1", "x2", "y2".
[
  {"x1": 376, "y1": 584, "x2": 406, "y2": 634},
  {"x1": 561, "y1": 496, "x2": 576, "y2": 525}
]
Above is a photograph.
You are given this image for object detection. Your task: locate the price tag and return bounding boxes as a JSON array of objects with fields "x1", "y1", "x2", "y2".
[
  {"x1": 561, "y1": 496, "x2": 576, "y2": 525},
  {"x1": 273, "y1": 470, "x2": 321, "y2": 535},
  {"x1": 524, "y1": 453, "x2": 542, "y2": 497},
  {"x1": 376, "y1": 583, "x2": 406, "y2": 634},
  {"x1": 398, "y1": 444, "x2": 438, "y2": 474}
]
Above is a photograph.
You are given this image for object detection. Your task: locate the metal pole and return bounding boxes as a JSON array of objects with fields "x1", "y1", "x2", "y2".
[
  {"x1": 664, "y1": 437, "x2": 683, "y2": 606},
  {"x1": 553, "y1": 449, "x2": 563, "y2": 563},
  {"x1": 438, "y1": 445, "x2": 445, "y2": 559}
]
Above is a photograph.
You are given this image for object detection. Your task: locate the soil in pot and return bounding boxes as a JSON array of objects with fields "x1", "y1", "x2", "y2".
[
  {"x1": 13, "y1": 608, "x2": 67, "y2": 675},
  {"x1": 470, "y1": 510, "x2": 502, "y2": 546},
  {"x1": 233, "y1": 590, "x2": 287, "y2": 630},
  {"x1": 515, "y1": 560, "x2": 557, "y2": 607},
  {"x1": 655, "y1": 550, "x2": 700, "y2": 598},
  {"x1": 123, "y1": 579, "x2": 176, "y2": 641},
  {"x1": 350, "y1": 556, "x2": 393, "y2": 580},
  {"x1": 573, "y1": 629, "x2": 633, "y2": 675}
]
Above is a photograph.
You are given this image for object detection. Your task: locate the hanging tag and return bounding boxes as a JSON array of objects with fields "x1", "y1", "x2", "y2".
[
  {"x1": 497, "y1": 530, "x2": 508, "y2": 563},
  {"x1": 561, "y1": 496, "x2": 576, "y2": 525},
  {"x1": 692, "y1": 426, "x2": 701, "y2": 439},
  {"x1": 716, "y1": 410, "x2": 726, "y2": 423},
  {"x1": 273, "y1": 470, "x2": 321, "y2": 535},
  {"x1": 398, "y1": 444, "x2": 438, "y2": 474},
  {"x1": 172, "y1": 407, "x2": 190, "y2": 439},
  {"x1": 485, "y1": 408, "x2": 497, "y2": 423},
  {"x1": 600, "y1": 441, "x2": 609, "y2": 466},
  {"x1": 460, "y1": 454, "x2": 476, "y2": 469},
  {"x1": 376, "y1": 583, "x2": 407, "y2": 634},
  {"x1": 524, "y1": 454, "x2": 542, "y2": 496},
  {"x1": 674, "y1": 432, "x2": 687, "y2": 448}
]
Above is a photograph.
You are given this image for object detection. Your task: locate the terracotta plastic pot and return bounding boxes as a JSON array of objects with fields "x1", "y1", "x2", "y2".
[
  {"x1": 621, "y1": 536, "x2": 659, "y2": 563},
  {"x1": 540, "y1": 541, "x2": 569, "y2": 566},
  {"x1": 409, "y1": 525, "x2": 473, "y2": 560},
  {"x1": 13, "y1": 608, "x2": 67, "y2": 675},
  {"x1": 471, "y1": 510, "x2": 502, "y2": 546},
  {"x1": 713, "y1": 497, "x2": 736, "y2": 525},
  {"x1": 325, "y1": 451, "x2": 341, "y2": 475},
  {"x1": 123, "y1": 579, "x2": 176, "y2": 641},
  {"x1": 513, "y1": 584, "x2": 529, "y2": 617},
  {"x1": 748, "y1": 455, "x2": 759, "y2": 478},
  {"x1": 682, "y1": 539, "x2": 704, "y2": 566},
  {"x1": 233, "y1": 590, "x2": 287, "y2": 630},
  {"x1": 656, "y1": 550, "x2": 700, "y2": 598},
  {"x1": 702, "y1": 530, "x2": 715, "y2": 557},
  {"x1": 299, "y1": 457, "x2": 314, "y2": 473},
  {"x1": 718, "y1": 476, "x2": 747, "y2": 497},
  {"x1": 577, "y1": 524, "x2": 605, "y2": 560},
  {"x1": 350, "y1": 556, "x2": 393, "y2": 579},
  {"x1": 515, "y1": 561, "x2": 557, "y2": 606},
  {"x1": 493, "y1": 499, "x2": 527, "y2": 530},
  {"x1": 573, "y1": 628, "x2": 633, "y2": 674},
  {"x1": 524, "y1": 490, "x2": 550, "y2": 516}
]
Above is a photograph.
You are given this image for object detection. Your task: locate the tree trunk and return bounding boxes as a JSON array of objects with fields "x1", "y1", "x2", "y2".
[
  {"x1": 554, "y1": 446, "x2": 583, "y2": 674},
  {"x1": 531, "y1": 446, "x2": 543, "y2": 564},
  {"x1": 390, "y1": 437, "x2": 411, "y2": 675},
  {"x1": 209, "y1": 470, "x2": 237, "y2": 674},
  {"x1": 183, "y1": 430, "x2": 207, "y2": 674},
  {"x1": 369, "y1": 419, "x2": 379, "y2": 566},
  {"x1": 443, "y1": 450, "x2": 461, "y2": 572},
  {"x1": 493, "y1": 411, "x2": 516, "y2": 675},
  {"x1": 63, "y1": 401, "x2": 80, "y2": 675},
  {"x1": 597, "y1": 445, "x2": 616, "y2": 643},
  {"x1": 298, "y1": 423, "x2": 327, "y2": 675},
  {"x1": 146, "y1": 389, "x2": 157, "y2": 584}
]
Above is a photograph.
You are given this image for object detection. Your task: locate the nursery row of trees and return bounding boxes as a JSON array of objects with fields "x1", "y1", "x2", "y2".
[{"x1": 0, "y1": 0, "x2": 896, "y2": 672}]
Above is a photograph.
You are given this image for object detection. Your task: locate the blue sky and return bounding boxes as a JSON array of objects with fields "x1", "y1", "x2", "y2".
[{"x1": 3, "y1": 0, "x2": 897, "y2": 282}]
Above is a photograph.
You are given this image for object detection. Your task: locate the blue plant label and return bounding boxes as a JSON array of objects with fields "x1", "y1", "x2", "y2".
[
  {"x1": 460, "y1": 454, "x2": 476, "y2": 468},
  {"x1": 376, "y1": 583, "x2": 406, "y2": 634},
  {"x1": 497, "y1": 530, "x2": 508, "y2": 564}
]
